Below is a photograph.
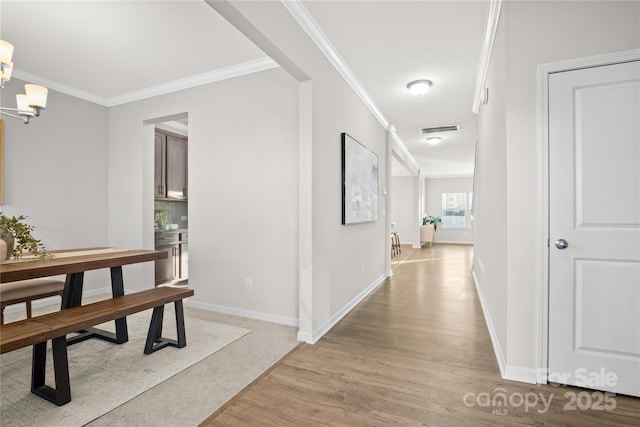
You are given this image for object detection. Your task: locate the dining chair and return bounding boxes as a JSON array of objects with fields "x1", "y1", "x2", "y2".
[{"x1": 0, "y1": 278, "x2": 65, "y2": 324}]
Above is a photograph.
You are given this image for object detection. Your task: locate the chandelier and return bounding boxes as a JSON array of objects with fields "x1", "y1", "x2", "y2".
[{"x1": 0, "y1": 39, "x2": 48, "y2": 124}]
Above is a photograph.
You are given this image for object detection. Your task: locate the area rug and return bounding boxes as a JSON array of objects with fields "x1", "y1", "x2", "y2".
[{"x1": 0, "y1": 309, "x2": 251, "y2": 427}]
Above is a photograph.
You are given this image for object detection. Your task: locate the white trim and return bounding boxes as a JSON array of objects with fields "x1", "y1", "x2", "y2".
[
  {"x1": 472, "y1": 0, "x2": 502, "y2": 114},
  {"x1": 3, "y1": 284, "x2": 299, "y2": 327},
  {"x1": 504, "y1": 366, "x2": 538, "y2": 385},
  {"x1": 390, "y1": 131, "x2": 421, "y2": 174},
  {"x1": 473, "y1": 271, "x2": 535, "y2": 384},
  {"x1": 425, "y1": 174, "x2": 474, "y2": 180},
  {"x1": 537, "y1": 53, "x2": 552, "y2": 387},
  {"x1": 295, "y1": 330, "x2": 314, "y2": 343},
  {"x1": 281, "y1": 0, "x2": 388, "y2": 128},
  {"x1": 297, "y1": 273, "x2": 387, "y2": 344},
  {"x1": 13, "y1": 57, "x2": 279, "y2": 107},
  {"x1": 385, "y1": 130, "x2": 393, "y2": 277},
  {"x1": 106, "y1": 58, "x2": 279, "y2": 106},
  {"x1": 186, "y1": 300, "x2": 299, "y2": 327},
  {"x1": 155, "y1": 121, "x2": 188, "y2": 136},
  {"x1": 12, "y1": 69, "x2": 109, "y2": 105},
  {"x1": 472, "y1": 271, "x2": 506, "y2": 377},
  {"x1": 281, "y1": 0, "x2": 420, "y2": 173},
  {"x1": 537, "y1": 48, "x2": 640, "y2": 385},
  {"x1": 298, "y1": 80, "x2": 314, "y2": 339}
]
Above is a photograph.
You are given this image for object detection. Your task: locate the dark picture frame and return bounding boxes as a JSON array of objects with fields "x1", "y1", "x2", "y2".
[{"x1": 341, "y1": 132, "x2": 378, "y2": 225}]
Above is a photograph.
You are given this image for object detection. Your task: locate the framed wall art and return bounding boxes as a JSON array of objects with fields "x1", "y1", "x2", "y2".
[{"x1": 341, "y1": 132, "x2": 378, "y2": 225}]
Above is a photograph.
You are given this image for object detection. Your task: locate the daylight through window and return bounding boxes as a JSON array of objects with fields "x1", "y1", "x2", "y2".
[{"x1": 441, "y1": 192, "x2": 472, "y2": 228}]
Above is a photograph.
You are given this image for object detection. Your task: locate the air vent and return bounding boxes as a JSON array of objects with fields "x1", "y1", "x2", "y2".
[{"x1": 419, "y1": 124, "x2": 460, "y2": 135}]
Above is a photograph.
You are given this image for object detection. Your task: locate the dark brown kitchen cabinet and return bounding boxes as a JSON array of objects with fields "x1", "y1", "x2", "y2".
[
  {"x1": 154, "y1": 130, "x2": 187, "y2": 200},
  {"x1": 155, "y1": 231, "x2": 188, "y2": 286}
]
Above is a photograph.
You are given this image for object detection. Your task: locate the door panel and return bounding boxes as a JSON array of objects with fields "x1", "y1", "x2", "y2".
[
  {"x1": 166, "y1": 135, "x2": 187, "y2": 199},
  {"x1": 548, "y1": 60, "x2": 640, "y2": 397},
  {"x1": 576, "y1": 259, "x2": 639, "y2": 356},
  {"x1": 154, "y1": 133, "x2": 166, "y2": 199},
  {"x1": 576, "y1": 80, "x2": 640, "y2": 227}
]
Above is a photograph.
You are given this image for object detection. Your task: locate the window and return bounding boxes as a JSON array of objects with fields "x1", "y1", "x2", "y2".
[{"x1": 441, "y1": 192, "x2": 472, "y2": 228}]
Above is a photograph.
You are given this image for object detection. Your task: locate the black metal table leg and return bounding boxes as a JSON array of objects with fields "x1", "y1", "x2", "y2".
[
  {"x1": 61, "y1": 272, "x2": 84, "y2": 309},
  {"x1": 31, "y1": 337, "x2": 71, "y2": 406},
  {"x1": 66, "y1": 266, "x2": 129, "y2": 346},
  {"x1": 110, "y1": 266, "x2": 128, "y2": 344},
  {"x1": 145, "y1": 305, "x2": 165, "y2": 354},
  {"x1": 175, "y1": 300, "x2": 187, "y2": 348},
  {"x1": 144, "y1": 300, "x2": 188, "y2": 354}
]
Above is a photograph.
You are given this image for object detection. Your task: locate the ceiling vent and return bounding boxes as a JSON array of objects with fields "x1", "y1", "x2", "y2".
[{"x1": 419, "y1": 124, "x2": 460, "y2": 135}]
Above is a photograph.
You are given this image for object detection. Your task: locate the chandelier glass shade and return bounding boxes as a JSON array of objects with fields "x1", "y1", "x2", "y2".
[{"x1": 1, "y1": 39, "x2": 48, "y2": 124}]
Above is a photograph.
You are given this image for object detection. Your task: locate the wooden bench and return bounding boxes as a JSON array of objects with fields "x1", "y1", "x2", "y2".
[
  {"x1": 0, "y1": 278, "x2": 65, "y2": 324},
  {"x1": 0, "y1": 285, "x2": 194, "y2": 406}
]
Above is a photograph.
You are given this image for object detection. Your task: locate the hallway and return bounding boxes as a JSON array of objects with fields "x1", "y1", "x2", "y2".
[{"x1": 202, "y1": 244, "x2": 639, "y2": 426}]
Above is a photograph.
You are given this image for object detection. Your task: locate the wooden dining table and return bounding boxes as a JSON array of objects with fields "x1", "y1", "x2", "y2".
[{"x1": 0, "y1": 247, "x2": 167, "y2": 344}]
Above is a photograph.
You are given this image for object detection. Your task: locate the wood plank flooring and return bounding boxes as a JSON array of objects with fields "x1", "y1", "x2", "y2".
[{"x1": 200, "y1": 244, "x2": 640, "y2": 426}]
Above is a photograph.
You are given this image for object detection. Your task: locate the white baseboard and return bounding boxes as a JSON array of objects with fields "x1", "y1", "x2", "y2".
[
  {"x1": 296, "y1": 330, "x2": 313, "y2": 342},
  {"x1": 298, "y1": 273, "x2": 387, "y2": 344},
  {"x1": 472, "y1": 272, "x2": 539, "y2": 385},
  {"x1": 504, "y1": 366, "x2": 538, "y2": 384},
  {"x1": 472, "y1": 271, "x2": 507, "y2": 377},
  {"x1": 186, "y1": 300, "x2": 299, "y2": 327}
]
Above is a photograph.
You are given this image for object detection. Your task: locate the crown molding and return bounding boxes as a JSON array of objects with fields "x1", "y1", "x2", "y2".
[
  {"x1": 280, "y1": 1, "x2": 388, "y2": 126},
  {"x1": 13, "y1": 57, "x2": 279, "y2": 108},
  {"x1": 281, "y1": 0, "x2": 420, "y2": 172},
  {"x1": 156, "y1": 121, "x2": 188, "y2": 136},
  {"x1": 472, "y1": 0, "x2": 502, "y2": 113},
  {"x1": 390, "y1": 131, "x2": 420, "y2": 174},
  {"x1": 424, "y1": 174, "x2": 474, "y2": 180},
  {"x1": 12, "y1": 69, "x2": 110, "y2": 106},
  {"x1": 106, "y1": 57, "x2": 279, "y2": 107}
]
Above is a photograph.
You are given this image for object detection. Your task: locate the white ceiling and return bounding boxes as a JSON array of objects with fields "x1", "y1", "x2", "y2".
[{"x1": 0, "y1": 0, "x2": 488, "y2": 178}]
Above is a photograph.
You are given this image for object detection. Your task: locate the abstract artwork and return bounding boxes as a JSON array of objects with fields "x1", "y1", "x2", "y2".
[{"x1": 341, "y1": 132, "x2": 378, "y2": 225}]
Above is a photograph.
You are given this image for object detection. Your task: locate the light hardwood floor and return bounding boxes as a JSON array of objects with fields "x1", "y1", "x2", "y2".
[{"x1": 201, "y1": 244, "x2": 640, "y2": 426}]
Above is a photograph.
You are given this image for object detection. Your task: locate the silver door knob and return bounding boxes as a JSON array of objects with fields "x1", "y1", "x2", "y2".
[{"x1": 555, "y1": 239, "x2": 569, "y2": 249}]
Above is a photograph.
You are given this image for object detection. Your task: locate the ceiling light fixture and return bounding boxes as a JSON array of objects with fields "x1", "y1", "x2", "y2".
[
  {"x1": 0, "y1": 39, "x2": 48, "y2": 124},
  {"x1": 426, "y1": 137, "x2": 442, "y2": 145},
  {"x1": 407, "y1": 79, "x2": 432, "y2": 96}
]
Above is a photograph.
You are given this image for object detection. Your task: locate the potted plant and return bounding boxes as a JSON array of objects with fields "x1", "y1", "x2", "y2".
[
  {"x1": 154, "y1": 209, "x2": 169, "y2": 230},
  {"x1": 0, "y1": 212, "x2": 52, "y2": 260},
  {"x1": 422, "y1": 215, "x2": 442, "y2": 232}
]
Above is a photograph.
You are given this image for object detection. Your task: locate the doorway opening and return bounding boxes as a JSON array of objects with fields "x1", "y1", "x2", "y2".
[{"x1": 148, "y1": 113, "x2": 189, "y2": 286}]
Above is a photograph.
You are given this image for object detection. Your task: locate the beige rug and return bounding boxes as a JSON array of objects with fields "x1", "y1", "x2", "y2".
[{"x1": 0, "y1": 309, "x2": 250, "y2": 427}]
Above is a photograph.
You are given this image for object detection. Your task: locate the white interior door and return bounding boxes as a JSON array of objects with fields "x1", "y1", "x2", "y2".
[{"x1": 548, "y1": 59, "x2": 640, "y2": 397}]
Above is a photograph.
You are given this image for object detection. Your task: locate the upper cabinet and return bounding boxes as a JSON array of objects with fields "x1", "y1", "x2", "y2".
[{"x1": 155, "y1": 130, "x2": 188, "y2": 200}]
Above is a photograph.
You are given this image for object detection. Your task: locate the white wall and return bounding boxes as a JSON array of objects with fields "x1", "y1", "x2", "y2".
[
  {"x1": 3, "y1": 1, "x2": 391, "y2": 340},
  {"x1": 475, "y1": 0, "x2": 640, "y2": 381},
  {"x1": 424, "y1": 177, "x2": 473, "y2": 244},
  {"x1": 221, "y1": 1, "x2": 389, "y2": 340},
  {"x1": 391, "y1": 176, "x2": 416, "y2": 245},
  {"x1": 474, "y1": 16, "x2": 508, "y2": 373},
  {"x1": 1, "y1": 78, "x2": 111, "y2": 290},
  {"x1": 107, "y1": 67, "x2": 300, "y2": 323}
]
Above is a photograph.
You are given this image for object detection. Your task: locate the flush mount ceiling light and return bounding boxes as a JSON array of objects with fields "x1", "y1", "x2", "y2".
[
  {"x1": 426, "y1": 137, "x2": 442, "y2": 145},
  {"x1": 407, "y1": 79, "x2": 432, "y2": 96},
  {"x1": 0, "y1": 39, "x2": 48, "y2": 124}
]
